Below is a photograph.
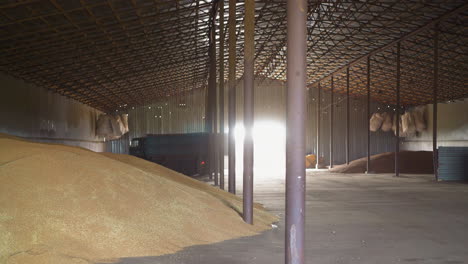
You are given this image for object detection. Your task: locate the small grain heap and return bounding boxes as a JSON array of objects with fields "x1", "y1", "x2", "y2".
[
  {"x1": 330, "y1": 151, "x2": 434, "y2": 174},
  {"x1": 0, "y1": 134, "x2": 276, "y2": 264}
]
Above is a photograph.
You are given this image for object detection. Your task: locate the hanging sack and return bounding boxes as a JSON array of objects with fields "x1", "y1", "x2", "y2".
[
  {"x1": 96, "y1": 114, "x2": 113, "y2": 137},
  {"x1": 412, "y1": 106, "x2": 427, "y2": 132},
  {"x1": 393, "y1": 113, "x2": 407, "y2": 137},
  {"x1": 120, "y1": 114, "x2": 129, "y2": 134},
  {"x1": 381, "y1": 112, "x2": 393, "y2": 132},
  {"x1": 370, "y1": 113, "x2": 384, "y2": 132},
  {"x1": 109, "y1": 115, "x2": 123, "y2": 138},
  {"x1": 402, "y1": 111, "x2": 416, "y2": 137}
]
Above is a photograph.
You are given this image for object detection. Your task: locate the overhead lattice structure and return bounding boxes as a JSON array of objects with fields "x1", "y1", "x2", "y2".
[
  {"x1": 1, "y1": 0, "x2": 214, "y2": 111},
  {"x1": 228, "y1": 0, "x2": 468, "y2": 106},
  {"x1": 1, "y1": 0, "x2": 467, "y2": 112}
]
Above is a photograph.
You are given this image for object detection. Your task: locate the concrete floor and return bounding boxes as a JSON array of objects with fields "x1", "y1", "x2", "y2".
[{"x1": 108, "y1": 172, "x2": 468, "y2": 264}]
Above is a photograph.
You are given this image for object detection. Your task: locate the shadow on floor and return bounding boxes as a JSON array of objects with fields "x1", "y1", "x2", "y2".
[
  {"x1": 100, "y1": 173, "x2": 468, "y2": 264},
  {"x1": 101, "y1": 225, "x2": 284, "y2": 264}
]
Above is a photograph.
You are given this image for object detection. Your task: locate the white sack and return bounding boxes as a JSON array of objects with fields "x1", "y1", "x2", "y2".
[
  {"x1": 412, "y1": 106, "x2": 427, "y2": 132},
  {"x1": 120, "y1": 114, "x2": 129, "y2": 134},
  {"x1": 96, "y1": 114, "x2": 113, "y2": 137},
  {"x1": 392, "y1": 113, "x2": 407, "y2": 137},
  {"x1": 401, "y1": 111, "x2": 416, "y2": 136},
  {"x1": 370, "y1": 113, "x2": 384, "y2": 132},
  {"x1": 110, "y1": 115, "x2": 123, "y2": 137},
  {"x1": 115, "y1": 115, "x2": 126, "y2": 135},
  {"x1": 381, "y1": 112, "x2": 393, "y2": 132}
]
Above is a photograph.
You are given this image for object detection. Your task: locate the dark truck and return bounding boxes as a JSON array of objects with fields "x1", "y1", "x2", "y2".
[{"x1": 129, "y1": 133, "x2": 209, "y2": 176}]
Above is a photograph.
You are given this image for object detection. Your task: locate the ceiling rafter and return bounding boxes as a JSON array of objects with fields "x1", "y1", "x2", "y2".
[{"x1": 1, "y1": 0, "x2": 467, "y2": 112}]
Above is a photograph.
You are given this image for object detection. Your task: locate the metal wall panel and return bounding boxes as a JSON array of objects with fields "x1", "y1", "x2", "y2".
[
  {"x1": 306, "y1": 86, "x2": 396, "y2": 166},
  {"x1": 0, "y1": 73, "x2": 105, "y2": 152},
  {"x1": 402, "y1": 99, "x2": 468, "y2": 151},
  {"x1": 107, "y1": 88, "x2": 207, "y2": 153},
  {"x1": 109, "y1": 77, "x2": 396, "y2": 162},
  {"x1": 235, "y1": 78, "x2": 287, "y2": 124},
  {"x1": 438, "y1": 147, "x2": 468, "y2": 181}
]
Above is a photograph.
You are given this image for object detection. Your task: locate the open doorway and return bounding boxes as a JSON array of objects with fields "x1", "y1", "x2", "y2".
[{"x1": 230, "y1": 120, "x2": 286, "y2": 180}]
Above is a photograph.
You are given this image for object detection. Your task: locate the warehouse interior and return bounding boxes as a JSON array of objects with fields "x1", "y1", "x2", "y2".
[{"x1": 1, "y1": 0, "x2": 468, "y2": 264}]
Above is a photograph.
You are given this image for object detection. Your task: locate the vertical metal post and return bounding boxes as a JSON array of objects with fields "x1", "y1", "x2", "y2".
[
  {"x1": 243, "y1": 0, "x2": 254, "y2": 225},
  {"x1": 316, "y1": 83, "x2": 321, "y2": 169},
  {"x1": 209, "y1": 9, "x2": 218, "y2": 183},
  {"x1": 366, "y1": 56, "x2": 371, "y2": 173},
  {"x1": 286, "y1": 0, "x2": 307, "y2": 261},
  {"x1": 346, "y1": 67, "x2": 350, "y2": 165},
  {"x1": 214, "y1": 5, "x2": 220, "y2": 186},
  {"x1": 206, "y1": 13, "x2": 216, "y2": 180},
  {"x1": 433, "y1": 26, "x2": 439, "y2": 180},
  {"x1": 219, "y1": 0, "x2": 225, "y2": 189},
  {"x1": 195, "y1": 0, "x2": 199, "y2": 71},
  {"x1": 330, "y1": 76, "x2": 334, "y2": 168},
  {"x1": 227, "y1": 0, "x2": 237, "y2": 194},
  {"x1": 395, "y1": 42, "x2": 401, "y2": 177}
]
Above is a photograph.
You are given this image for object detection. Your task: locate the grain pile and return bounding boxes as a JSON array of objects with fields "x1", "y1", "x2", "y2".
[
  {"x1": 330, "y1": 151, "x2": 434, "y2": 174},
  {"x1": 0, "y1": 134, "x2": 277, "y2": 264}
]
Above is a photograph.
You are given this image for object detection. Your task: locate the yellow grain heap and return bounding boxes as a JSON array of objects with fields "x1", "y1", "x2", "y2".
[{"x1": 0, "y1": 134, "x2": 276, "y2": 264}]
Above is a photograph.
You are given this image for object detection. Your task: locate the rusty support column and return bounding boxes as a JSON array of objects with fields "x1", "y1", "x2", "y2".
[
  {"x1": 346, "y1": 67, "x2": 350, "y2": 165},
  {"x1": 219, "y1": 0, "x2": 225, "y2": 189},
  {"x1": 227, "y1": 0, "x2": 236, "y2": 194},
  {"x1": 206, "y1": 19, "x2": 214, "y2": 179},
  {"x1": 433, "y1": 26, "x2": 439, "y2": 180},
  {"x1": 286, "y1": 0, "x2": 307, "y2": 262},
  {"x1": 316, "y1": 83, "x2": 321, "y2": 169},
  {"x1": 209, "y1": 8, "x2": 218, "y2": 183},
  {"x1": 395, "y1": 42, "x2": 401, "y2": 177},
  {"x1": 242, "y1": 0, "x2": 254, "y2": 225},
  {"x1": 366, "y1": 56, "x2": 371, "y2": 174},
  {"x1": 330, "y1": 76, "x2": 334, "y2": 168},
  {"x1": 213, "y1": 5, "x2": 219, "y2": 186}
]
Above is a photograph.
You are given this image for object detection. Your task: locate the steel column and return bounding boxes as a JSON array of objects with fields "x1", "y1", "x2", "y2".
[
  {"x1": 213, "y1": 5, "x2": 219, "y2": 186},
  {"x1": 316, "y1": 83, "x2": 321, "y2": 169},
  {"x1": 227, "y1": 0, "x2": 236, "y2": 194},
  {"x1": 330, "y1": 76, "x2": 334, "y2": 168},
  {"x1": 433, "y1": 26, "x2": 439, "y2": 180},
  {"x1": 286, "y1": 0, "x2": 307, "y2": 262},
  {"x1": 207, "y1": 12, "x2": 217, "y2": 181},
  {"x1": 213, "y1": 9, "x2": 219, "y2": 184},
  {"x1": 366, "y1": 56, "x2": 371, "y2": 174},
  {"x1": 395, "y1": 42, "x2": 401, "y2": 177},
  {"x1": 219, "y1": 0, "x2": 225, "y2": 190},
  {"x1": 242, "y1": 0, "x2": 254, "y2": 225},
  {"x1": 346, "y1": 67, "x2": 350, "y2": 165}
]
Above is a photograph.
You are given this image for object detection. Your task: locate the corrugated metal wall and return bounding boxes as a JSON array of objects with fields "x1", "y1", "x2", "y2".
[
  {"x1": 306, "y1": 86, "x2": 396, "y2": 166},
  {"x1": 402, "y1": 99, "x2": 468, "y2": 151},
  {"x1": 1, "y1": 73, "x2": 105, "y2": 152},
  {"x1": 235, "y1": 78, "x2": 287, "y2": 123},
  {"x1": 107, "y1": 88, "x2": 207, "y2": 153},
  {"x1": 438, "y1": 147, "x2": 468, "y2": 181},
  {"x1": 108, "y1": 77, "x2": 396, "y2": 165}
]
